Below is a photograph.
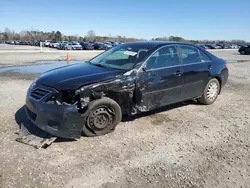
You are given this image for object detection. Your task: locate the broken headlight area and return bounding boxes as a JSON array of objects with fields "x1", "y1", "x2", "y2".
[
  {"x1": 46, "y1": 90, "x2": 80, "y2": 106},
  {"x1": 45, "y1": 90, "x2": 92, "y2": 114}
]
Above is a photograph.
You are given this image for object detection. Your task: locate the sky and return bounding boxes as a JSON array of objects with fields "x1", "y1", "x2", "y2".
[{"x1": 0, "y1": 0, "x2": 249, "y2": 41}]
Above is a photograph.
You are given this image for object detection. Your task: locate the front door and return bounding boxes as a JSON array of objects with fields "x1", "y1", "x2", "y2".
[{"x1": 135, "y1": 45, "x2": 183, "y2": 111}]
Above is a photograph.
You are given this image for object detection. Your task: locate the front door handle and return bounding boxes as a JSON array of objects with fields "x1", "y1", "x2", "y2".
[
  {"x1": 175, "y1": 70, "x2": 182, "y2": 76},
  {"x1": 208, "y1": 65, "x2": 212, "y2": 70}
]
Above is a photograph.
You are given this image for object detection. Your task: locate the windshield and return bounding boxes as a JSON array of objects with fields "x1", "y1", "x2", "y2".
[
  {"x1": 72, "y1": 42, "x2": 79, "y2": 45},
  {"x1": 89, "y1": 43, "x2": 155, "y2": 70}
]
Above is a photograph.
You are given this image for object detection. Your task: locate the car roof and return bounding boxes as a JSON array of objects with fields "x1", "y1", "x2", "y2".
[{"x1": 124, "y1": 41, "x2": 199, "y2": 49}]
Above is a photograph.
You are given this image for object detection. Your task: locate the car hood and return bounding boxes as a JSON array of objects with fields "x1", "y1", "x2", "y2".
[{"x1": 36, "y1": 62, "x2": 124, "y2": 90}]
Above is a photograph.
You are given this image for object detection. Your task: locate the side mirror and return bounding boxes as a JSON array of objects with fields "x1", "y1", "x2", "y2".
[{"x1": 142, "y1": 67, "x2": 147, "y2": 72}]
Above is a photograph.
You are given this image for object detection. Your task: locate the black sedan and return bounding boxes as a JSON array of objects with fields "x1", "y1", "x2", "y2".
[
  {"x1": 93, "y1": 42, "x2": 112, "y2": 50},
  {"x1": 25, "y1": 42, "x2": 228, "y2": 138},
  {"x1": 238, "y1": 45, "x2": 250, "y2": 55},
  {"x1": 79, "y1": 42, "x2": 94, "y2": 50}
]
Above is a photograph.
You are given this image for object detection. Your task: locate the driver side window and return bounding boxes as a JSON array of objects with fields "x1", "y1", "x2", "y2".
[{"x1": 146, "y1": 46, "x2": 179, "y2": 70}]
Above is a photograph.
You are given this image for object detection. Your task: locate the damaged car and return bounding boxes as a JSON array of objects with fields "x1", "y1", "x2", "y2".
[{"x1": 25, "y1": 42, "x2": 228, "y2": 139}]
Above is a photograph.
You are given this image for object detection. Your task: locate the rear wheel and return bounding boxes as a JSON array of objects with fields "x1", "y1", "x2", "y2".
[
  {"x1": 198, "y1": 78, "x2": 220, "y2": 105},
  {"x1": 82, "y1": 97, "x2": 122, "y2": 137},
  {"x1": 240, "y1": 50, "x2": 246, "y2": 55}
]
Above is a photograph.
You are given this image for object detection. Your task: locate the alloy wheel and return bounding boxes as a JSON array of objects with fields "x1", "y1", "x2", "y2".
[{"x1": 207, "y1": 82, "x2": 218, "y2": 101}]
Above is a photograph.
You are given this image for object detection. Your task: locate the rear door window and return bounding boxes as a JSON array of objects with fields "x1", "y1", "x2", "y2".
[
  {"x1": 180, "y1": 46, "x2": 201, "y2": 64},
  {"x1": 179, "y1": 46, "x2": 211, "y2": 64}
]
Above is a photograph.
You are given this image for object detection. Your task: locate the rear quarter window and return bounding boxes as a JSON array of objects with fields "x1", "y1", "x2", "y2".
[{"x1": 199, "y1": 51, "x2": 211, "y2": 62}]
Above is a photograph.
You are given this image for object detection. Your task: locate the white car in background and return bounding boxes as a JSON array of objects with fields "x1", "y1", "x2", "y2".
[
  {"x1": 231, "y1": 44, "x2": 239, "y2": 49},
  {"x1": 44, "y1": 40, "x2": 51, "y2": 47},
  {"x1": 64, "y1": 42, "x2": 82, "y2": 50},
  {"x1": 50, "y1": 41, "x2": 60, "y2": 48}
]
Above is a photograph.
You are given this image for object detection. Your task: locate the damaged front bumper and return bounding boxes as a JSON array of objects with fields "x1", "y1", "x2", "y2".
[{"x1": 25, "y1": 85, "x2": 85, "y2": 139}]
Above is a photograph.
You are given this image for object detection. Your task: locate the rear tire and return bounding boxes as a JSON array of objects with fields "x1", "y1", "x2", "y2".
[
  {"x1": 240, "y1": 50, "x2": 246, "y2": 55},
  {"x1": 82, "y1": 97, "x2": 122, "y2": 137},
  {"x1": 198, "y1": 78, "x2": 220, "y2": 105}
]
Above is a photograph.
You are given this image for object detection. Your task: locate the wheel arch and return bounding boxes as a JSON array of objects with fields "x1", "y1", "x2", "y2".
[{"x1": 76, "y1": 78, "x2": 136, "y2": 116}]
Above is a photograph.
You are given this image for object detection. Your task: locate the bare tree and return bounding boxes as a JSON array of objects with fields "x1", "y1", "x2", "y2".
[
  {"x1": 86, "y1": 30, "x2": 96, "y2": 42},
  {"x1": 3, "y1": 28, "x2": 12, "y2": 40},
  {"x1": 54, "y1": 31, "x2": 62, "y2": 41},
  {"x1": 0, "y1": 30, "x2": 2, "y2": 40}
]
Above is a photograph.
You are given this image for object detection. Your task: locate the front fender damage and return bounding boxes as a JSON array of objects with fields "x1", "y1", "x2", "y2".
[
  {"x1": 76, "y1": 75, "x2": 138, "y2": 115},
  {"x1": 18, "y1": 74, "x2": 148, "y2": 148}
]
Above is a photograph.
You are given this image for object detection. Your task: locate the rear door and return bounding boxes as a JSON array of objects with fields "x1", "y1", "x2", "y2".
[
  {"x1": 178, "y1": 45, "x2": 212, "y2": 100},
  {"x1": 136, "y1": 45, "x2": 184, "y2": 110}
]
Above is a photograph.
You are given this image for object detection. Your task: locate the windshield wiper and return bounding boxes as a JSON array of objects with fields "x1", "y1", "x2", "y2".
[
  {"x1": 89, "y1": 61, "x2": 123, "y2": 70},
  {"x1": 92, "y1": 63, "x2": 109, "y2": 68}
]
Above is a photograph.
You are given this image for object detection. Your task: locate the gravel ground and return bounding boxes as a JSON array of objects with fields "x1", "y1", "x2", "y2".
[{"x1": 0, "y1": 46, "x2": 250, "y2": 188}]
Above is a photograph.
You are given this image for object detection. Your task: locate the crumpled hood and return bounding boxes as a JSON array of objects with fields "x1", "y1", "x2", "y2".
[{"x1": 36, "y1": 62, "x2": 124, "y2": 90}]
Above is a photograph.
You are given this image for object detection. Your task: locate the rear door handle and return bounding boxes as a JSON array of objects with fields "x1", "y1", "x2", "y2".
[{"x1": 175, "y1": 70, "x2": 182, "y2": 76}]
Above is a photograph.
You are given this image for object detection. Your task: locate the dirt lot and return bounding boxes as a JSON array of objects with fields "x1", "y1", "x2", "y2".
[
  {"x1": 0, "y1": 44, "x2": 102, "y2": 66},
  {"x1": 0, "y1": 45, "x2": 250, "y2": 188}
]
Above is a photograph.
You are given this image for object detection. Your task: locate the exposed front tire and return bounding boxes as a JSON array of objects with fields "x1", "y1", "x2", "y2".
[
  {"x1": 198, "y1": 78, "x2": 220, "y2": 105},
  {"x1": 82, "y1": 97, "x2": 122, "y2": 137}
]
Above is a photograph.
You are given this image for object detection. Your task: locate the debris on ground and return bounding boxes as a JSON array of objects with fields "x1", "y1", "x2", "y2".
[{"x1": 16, "y1": 123, "x2": 57, "y2": 149}]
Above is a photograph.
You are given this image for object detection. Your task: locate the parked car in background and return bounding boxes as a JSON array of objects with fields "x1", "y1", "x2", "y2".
[
  {"x1": 205, "y1": 44, "x2": 221, "y2": 49},
  {"x1": 25, "y1": 41, "x2": 32, "y2": 45},
  {"x1": 113, "y1": 42, "x2": 121, "y2": 46},
  {"x1": 107, "y1": 41, "x2": 115, "y2": 46},
  {"x1": 44, "y1": 40, "x2": 51, "y2": 47},
  {"x1": 19, "y1": 41, "x2": 27, "y2": 45},
  {"x1": 25, "y1": 41, "x2": 228, "y2": 138},
  {"x1": 197, "y1": 44, "x2": 207, "y2": 49},
  {"x1": 231, "y1": 44, "x2": 239, "y2": 49},
  {"x1": 214, "y1": 44, "x2": 223, "y2": 49},
  {"x1": 215, "y1": 44, "x2": 222, "y2": 49},
  {"x1": 58, "y1": 41, "x2": 68, "y2": 50},
  {"x1": 39, "y1": 40, "x2": 45, "y2": 46},
  {"x1": 238, "y1": 44, "x2": 244, "y2": 48},
  {"x1": 238, "y1": 45, "x2": 250, "y2": 55},
  {"x1": 49, "y1": 41, "x2": 60, "y2": 48},
  {"x1": 64, "y1": 42, "x2": 82, "y2": 50},
  {"x1": 104, "y1": 43, "x2": 113, "y2": 49},
  {"x1": 37, "y1": 40, "x2": 45, "y2": 46},
  {"x1": 104, "y1": 42, "x2": 113, "y2": 46},
  {"x1": 204, "y1": 44, "x2": 214, "y2": 49},
  {"x1": 218, "y1": 44, "x2": 231, "y2": 49},
  {"x1": 79, "y1": 42, "x2": 94, "y2": 50},
  {"x1": 94, "y1": 42, "x2": 112, "y2": 50},
  {"x1": 31, "y1": 40, "x2": 37, "y2": 46},
  {"x1": 93, "y1": 42, "x2": 104, "y2": 50}
]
